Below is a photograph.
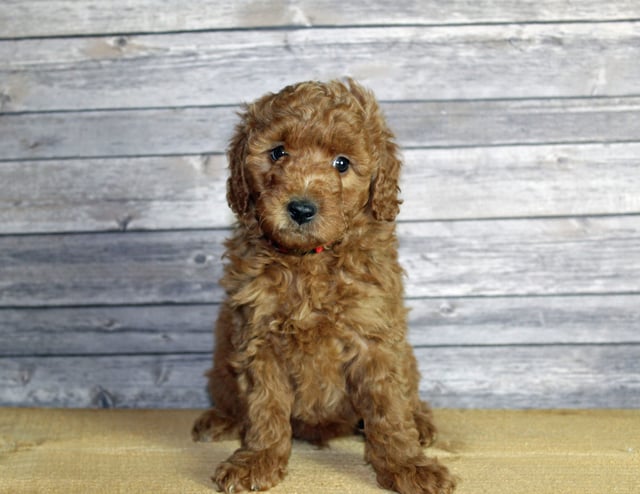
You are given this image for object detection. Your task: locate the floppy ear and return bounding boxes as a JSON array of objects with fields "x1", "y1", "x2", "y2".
[
  {"x1": 225, "y1": 115, "x2": 251, "y2": 218},
  {"x1": 369, "y1": 137, "x2": 402, "y2": 221},
  {"x1": 346, "y1": 79, "x2": 402, "y2": 222}
]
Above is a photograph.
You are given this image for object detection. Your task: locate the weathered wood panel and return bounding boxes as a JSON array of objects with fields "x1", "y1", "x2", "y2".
[
  {"x1": 2, "y1": 143, "x2": 639, "y2": 235},
  {"x1": 2, "y1": 295, "x2": 639, "y2": 356},
  {"x1": 1, "y1": 0, "x2": 639, "y2": 412},
  {"x1": 0, "y1": 231, "x2": 220, "y2": 307},
  {"x1": 415, "y1": 345, "x2": 640, "y2": 408},
  {"x1": 1, "y1": 216, "x2": 638, "y2": 307},
  {"x1": 3, "y1": 23, "x2": 640, "y2": 112},
  {"x1": 407, "y1": 295, "x2": 640, "y2": 347},
  {"x1": 3, "y1": 97, "x2": 640, "y2": 160},
  {"x1": 1, "y1": 345, "x2": 638, "y2": 408},
  {"x1": 400, "y1": 216, "x2": 640, "y2": 297},
  {"x1": 0, "y1": 304, "x2": 217, "y2": 356},
  {"x1": 404, "y1": 144, "x2": 640, "y2": 221},
  {"x1": 3, "y1": 0, "x2": 640, "y2": 38},
  {"x1": 0, "y1": 155, "x2": 233, "y2": 234},
  {"x1": 0, "y1": 107, "x2": 237, "y2": 160}
]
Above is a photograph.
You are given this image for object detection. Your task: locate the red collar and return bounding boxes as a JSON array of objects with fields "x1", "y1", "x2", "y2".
[{"x1": 267, "y1": 239, "x2": 328, "y2": 256}]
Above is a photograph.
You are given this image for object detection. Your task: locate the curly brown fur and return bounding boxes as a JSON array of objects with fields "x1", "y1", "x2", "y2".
[{"x1": 192, "y1": 79, "x2": 455, "y2": 494}]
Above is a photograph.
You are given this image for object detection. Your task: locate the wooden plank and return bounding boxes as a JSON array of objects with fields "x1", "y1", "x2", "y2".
[
  {"x1": 3, "y1": 97, "x2": 640, "y2": 160},
  {"x1": 0, "y1": 107, "x2": 237, "y2": 160},
  {"x1": 3, "y1": 23, "x2": 640, "y2": 112},
  {"x1": 388, "y1": 97, "x2": 640, "y2": 149},
  {"x1": 1, "y1": 345, "x2": 638, "y2": 408},
  {"x1": 0, "y1": 353, "x2": 212, "y2": 408},
  {"x1": 398, "y1": 216, "x2": 640, "y2": 298},
  {"x1": 2, "y1": 142, "x2": 640, "y2": 235},
  {"x1": 403, "y1": 143, "x2": 640, "y2": 221},
  {"x1": 406, "y1": 295, "x2": 640, "y2": 347},
  {"x1": 0, "y1": 409, "x2": 638, "y2": 494},
  {"x1": 416, "y1": 345, "x2": 640, "y2": 408},
  {"x1": 1, "y1": 216, "x2": 638, "y2": 307},
  {"x1": 0, "y1": 231, "x2": 221, "y2": 307},
  {"x1": 0, "y1": 155, "x2": 234, "y2": 234},
  {"x1": 2, "y1": 295, "x2": 639, "y2": 356},
  {"x1": 0, "y1": 304, "x2": 217, "y2": 356},
  {"x1": 3, "y1": 0, "x2": 640, "y2": 38}
]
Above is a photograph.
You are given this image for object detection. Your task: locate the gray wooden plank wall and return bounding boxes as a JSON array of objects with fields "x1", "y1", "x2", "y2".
[{"x1": 1, "y1": 1, "x2": 639, "y2": 409}]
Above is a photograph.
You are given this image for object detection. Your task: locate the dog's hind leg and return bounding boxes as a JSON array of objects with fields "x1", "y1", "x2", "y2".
[
  {"x1": 192, "y1": 363, "x2": 243, "y2": 441},
  {"x1": 192, "y1": 406, "x2": 241, "y2": 442},
  {"x1": 414, "y1": 399, "x2": 438, "y2": 447},
  {"x1": 192, "y1": 303, "x2": 243, "y2": 442}
]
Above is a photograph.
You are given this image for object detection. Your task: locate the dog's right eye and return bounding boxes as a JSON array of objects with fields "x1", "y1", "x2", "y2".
[
  {"x1": 269, "y1": 145, "x2": 287, "y2": 162},
  {"x1": 332, "y1": 156, "x2": 350, "y2": 173}
]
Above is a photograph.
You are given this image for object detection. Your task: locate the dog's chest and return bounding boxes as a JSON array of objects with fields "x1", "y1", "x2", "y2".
[
  {"x1": 251, "y1": 257, "x2": 345, "y2": 326},
  {"x1": 282, "y1": 330, "x2": 357, "y2": 420},
  {"x1": 238, "y1": 253, "x2": 399, "y2": 347},
  {"x1": 231, "y1": 252, "x2": 401, "y2": 419},
  {"x1": 268, "y1": 265, "x2": 362, "y2": 417}
]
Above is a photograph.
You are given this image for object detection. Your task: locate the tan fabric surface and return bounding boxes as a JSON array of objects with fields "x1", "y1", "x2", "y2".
[{"x1": 0, "y1": 408, "x2": 638, "y2": 493}]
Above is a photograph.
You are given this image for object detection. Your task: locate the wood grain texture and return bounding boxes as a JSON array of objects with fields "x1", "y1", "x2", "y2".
[
  {"x1": 406, "y1": 295, "x2": 640, "y2": 347},
  {"x1": 0, "y1": 304, "x2": 218, "y2": 356},
  {"x1": 399, "y1": 216, "x2": 640, "y2": 297},
  {"x1": 3, "y1": 0, "x2": 640, "y2": 37},
  {"x1": 2, "y1": 1, "x2": 640, "y2": 411},
  {"x1": 2, "y1": 22, "x2": 640, "y2": 112},
  {"x1": 0, "y1": 155, "x2": 234, "y2": 234},
  {"x1": 0, "y1": 230, "x2": 221, "y2": 307},
  {"x1": 3, "y1": 97, "x2": 640, "y2": 159},
  {"x1": 1, "y1": 216, "x2": 638, "y2": 307},
  {"x1": 3, "y1": 295, "x2": 639, "y2": 356},
  {"x1": 1, "y1": 345, "x2": 638, "y2": 408},
  {"x1": 416, "y1": 345, "x2": 640, "y2": 408},
  {"x1": 403, "y1": 143, "x2": 640, "y2": 221},
  {"x1": 2, "y1": 142, "x2": 639, "y2": 234},
  {"x1": 0, "y1": 107, "x2": 237, "y2": 160}
]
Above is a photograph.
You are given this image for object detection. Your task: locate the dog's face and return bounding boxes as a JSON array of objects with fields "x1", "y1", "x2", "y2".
[{"x1": 226, "y1": 80, "x2": 401, "y2": 252}]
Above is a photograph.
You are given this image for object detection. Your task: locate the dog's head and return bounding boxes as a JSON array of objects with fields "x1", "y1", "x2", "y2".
[{"x1": 226, "y1": 79, "x2": 401, "y2": 252}]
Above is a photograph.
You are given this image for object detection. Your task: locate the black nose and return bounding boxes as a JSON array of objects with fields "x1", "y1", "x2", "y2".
[{"x1": 287, "y1": 199, "x2": 317, "y2": 225}]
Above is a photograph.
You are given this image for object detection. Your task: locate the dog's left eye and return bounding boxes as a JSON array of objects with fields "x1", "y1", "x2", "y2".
[
  {"x1": 332, "y1": 156, "x2": 350, "y2": 173},
  {"x1": 269, "y1": 145, "x2": 288, "y2": 162}
]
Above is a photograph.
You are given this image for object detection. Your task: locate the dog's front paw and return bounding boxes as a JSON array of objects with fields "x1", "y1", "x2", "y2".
[
  {"x1": 376, "y1": 460, "x2": 455, "y2": 494},
  {"x1": 214, "y1": 448, "x2": 288, "y2": 493},
  {"x1": 191, "y1": 408, "x2": 239, "y2": 442}
]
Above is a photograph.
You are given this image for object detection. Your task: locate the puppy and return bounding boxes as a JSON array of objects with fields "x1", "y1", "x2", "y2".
[{"x1": 192, "y1": 79, "x2": 455, "y2": 494}]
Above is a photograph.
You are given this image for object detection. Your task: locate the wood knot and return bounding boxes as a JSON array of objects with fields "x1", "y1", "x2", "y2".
[
  {"x1": 439, "y1": 302, "x2": 455, "y2": 316},
  {"x1": 92, "y1": 386, "x2": 116, "y2": 408}
]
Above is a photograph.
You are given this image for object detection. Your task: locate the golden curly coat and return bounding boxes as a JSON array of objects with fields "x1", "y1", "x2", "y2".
[{"x1": 192, "y1": 79, "x2": 455, "y2": 494}]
